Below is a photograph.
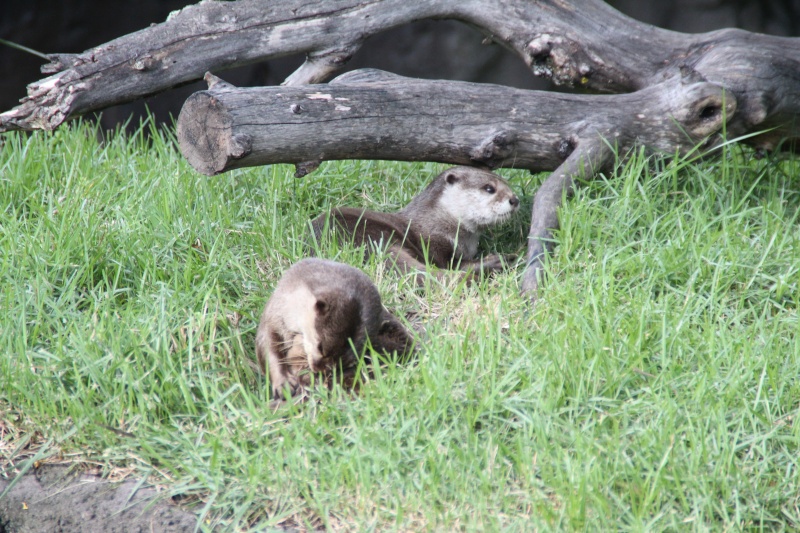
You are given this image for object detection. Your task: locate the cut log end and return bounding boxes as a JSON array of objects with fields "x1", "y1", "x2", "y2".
[{"x1": 177, "y1": 91, "x2": 249, "y2": 176}]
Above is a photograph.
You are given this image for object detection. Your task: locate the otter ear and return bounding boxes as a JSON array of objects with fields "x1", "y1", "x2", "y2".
[
  {"x1": 315, "y1": 299, "x2": 328, "y2": 316},
  {"x1": 444, "y1": 172, "x2": 459, "y2": 185}
]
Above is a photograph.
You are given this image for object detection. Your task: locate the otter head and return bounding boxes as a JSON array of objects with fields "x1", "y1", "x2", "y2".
[
  {"x1": 437, "y1": 167, "x2": 520, "y2": 232},
  {"x1": 304, "y1": 290, "x2": 362, "y2": 373}
]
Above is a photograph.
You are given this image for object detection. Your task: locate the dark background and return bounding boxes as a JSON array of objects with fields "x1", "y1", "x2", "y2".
[{"x1": 2, "y1": 0, "x2": 799, "y2": 131}]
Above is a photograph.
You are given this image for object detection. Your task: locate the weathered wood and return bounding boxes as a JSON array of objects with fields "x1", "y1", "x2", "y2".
[
  {"x1": 2, "y1": 0, "x2": 799, "y2": 153},
  {"x1": 178, "y1": 69, "x2": 734, "y2": 177},
  {"x1": 0, "y1": 0, "x2": 437, "y2": 132}
]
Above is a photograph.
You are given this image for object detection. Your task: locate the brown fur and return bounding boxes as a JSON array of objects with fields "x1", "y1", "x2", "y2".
[
  {"x1": 255, "y1": 258, "x2": 414, "y2": 399},
  {"x1": 310, "y1": 166, "x2": 520, "y2": 283}
]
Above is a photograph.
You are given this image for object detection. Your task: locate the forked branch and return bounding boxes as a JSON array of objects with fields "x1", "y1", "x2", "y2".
[{"x1": 1, "y1": 0, "x2": 798, "y2": 152}]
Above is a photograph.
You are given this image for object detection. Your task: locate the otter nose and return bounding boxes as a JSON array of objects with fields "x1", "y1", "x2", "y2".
[
  {"x1": 509, "y1": 195, "x2": 519, "y2": 207},
  {"x1": 310, "y1": 358, "x2": 329, "y2": 373}
]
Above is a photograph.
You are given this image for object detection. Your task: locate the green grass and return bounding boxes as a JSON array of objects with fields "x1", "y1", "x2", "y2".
[{"x1": 1, "y1": 119, "x2": 799, "y2": 531}]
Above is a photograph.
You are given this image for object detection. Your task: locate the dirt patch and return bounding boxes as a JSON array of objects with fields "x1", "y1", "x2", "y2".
[{"x1": 0, "y1": 464, "x2": 198, "y2": 532}]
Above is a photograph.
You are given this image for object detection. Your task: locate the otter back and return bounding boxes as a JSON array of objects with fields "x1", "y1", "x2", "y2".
[{"x1": 311, "y1": 207, "x2": 459, "y2": 269}]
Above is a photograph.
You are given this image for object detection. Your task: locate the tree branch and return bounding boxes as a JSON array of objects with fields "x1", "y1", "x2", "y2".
[
  {"x1": 1, "y1": 0, "x2": 797, "y2": 151},
  {"x1": 177, "y1": 69, "x2": 735, "y2": 176}
]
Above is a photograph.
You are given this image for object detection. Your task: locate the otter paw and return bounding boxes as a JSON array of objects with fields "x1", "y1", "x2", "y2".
[
  {"x1": 272, "y1": 376, "x2": 305, "y2": 400},
  {"x1": 479, "y1": 254, "x2": 510, "y2": 272}
]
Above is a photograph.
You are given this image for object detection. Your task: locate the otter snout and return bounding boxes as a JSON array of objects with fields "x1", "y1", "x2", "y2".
[
  {"x1": 309, "y1": 357, "x2": 329, "y2": 373},
  {"x1": 307, "y1": 343, "x2": 331, "y2": 373},
  {"x1": 498, "y1": 191, "x2": 520, "y2": 217}
]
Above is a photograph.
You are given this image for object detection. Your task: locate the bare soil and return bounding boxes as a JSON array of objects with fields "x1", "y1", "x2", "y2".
[{"x1": 0, "y1": 465, "x2": 198, "y2": 532}]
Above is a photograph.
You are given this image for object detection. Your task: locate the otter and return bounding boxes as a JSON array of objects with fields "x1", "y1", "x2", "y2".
[
  {"x1": 310, "y1": 166, "x2": 520, "y2": 283},
  {"x1": 256, "y1": 258, "x2": 413, "y2": 399}
]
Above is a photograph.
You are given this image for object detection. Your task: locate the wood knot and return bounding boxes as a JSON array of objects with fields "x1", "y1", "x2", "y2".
[
  {"x1": 469, "y1": 129, "x2": 517, "y2": 166},
  {"x1": 557, "y1": 138, "x2": 576, "y2": 159},
  {"x1": 228, "y1": 134, "x2": 252, "y2": 159},
  {"x1": 132, "y1": 56, "x2": 156, "y2": 71},
  {"x1": 294, "y1": 160, "x2": 321, "y2": 178}
]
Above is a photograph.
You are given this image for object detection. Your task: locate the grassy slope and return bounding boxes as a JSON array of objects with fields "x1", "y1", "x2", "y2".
[{"x1": 1, "y1": 121, "x2": 798, "y2": 531}]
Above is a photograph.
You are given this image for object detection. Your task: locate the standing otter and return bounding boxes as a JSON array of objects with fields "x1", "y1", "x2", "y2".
[
  {"x1": 256, "y1": 258, "x2": 413, "y2": 399},
  {"x1": 310, "y1": 166, "x2": 520, "y2": 283}
]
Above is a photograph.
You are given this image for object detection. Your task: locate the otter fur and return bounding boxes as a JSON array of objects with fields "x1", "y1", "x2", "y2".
[
  {"x1": 256, "y1": 258, "x2": 413, "y2": 399},
  {"x1": 310, "y1": 166, "x2": 520, "y2": 283}
]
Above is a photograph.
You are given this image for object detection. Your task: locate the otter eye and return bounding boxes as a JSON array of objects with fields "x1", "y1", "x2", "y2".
[{"x1": 483, "y1": 184, "x2": 496, "y2": 194}]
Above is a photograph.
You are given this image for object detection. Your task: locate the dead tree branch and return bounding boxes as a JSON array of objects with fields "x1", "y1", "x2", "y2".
[
  {"x1": 1, "y1": 0, "x2": 798, "y2": 152},
  {"x1": 177, "y1": 69, "x2": 734, "y2": 177}
]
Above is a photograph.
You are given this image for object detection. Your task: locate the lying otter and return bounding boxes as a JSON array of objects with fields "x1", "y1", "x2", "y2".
[{"x1": 311, "y1": 166, "x2": 520, "y2": 283}]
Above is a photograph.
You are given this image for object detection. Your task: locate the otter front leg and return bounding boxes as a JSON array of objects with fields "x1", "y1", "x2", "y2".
[
  {"x1": 522, "y1": 141, "x2": 612, "y2": 298},
  {"x1": 263, "y1": 331, "x2": 304, "y2": 399},
  {"x1": 458, "y1": 254, "x2": 515, "y2": 274},
  {"x1": 387, "y1": 245, "x2": 502, "y2": 285},
  {"x1": 385, "y1": 246, "x2": 439, "y2": 285},
  {"x1": 270, "y1": 368, "x2": 304, "y2": 399}
]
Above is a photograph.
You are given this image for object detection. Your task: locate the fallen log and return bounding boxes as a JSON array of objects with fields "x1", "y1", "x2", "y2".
[
  {"x1": 177, "y1": 69, "x2": 735, "y2": 293},
  {"x1": 178, "y1": 69, "x2": 734, "y2": 176},
  {"x1": 2, "y1": 0, "x2": 798, "y2": 154}
]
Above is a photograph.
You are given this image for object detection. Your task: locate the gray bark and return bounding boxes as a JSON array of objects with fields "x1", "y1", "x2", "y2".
[
  {"x1": 1, "y1": 0, "x2": 798, "y2": 153},
  {"x1": 177, "y1": 69, "x2": 734, "y2": 177}
]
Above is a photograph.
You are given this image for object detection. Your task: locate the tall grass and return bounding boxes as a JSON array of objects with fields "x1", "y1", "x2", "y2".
[{"x1": 1, "y1": 119, "x2": 798, "y2": 531}]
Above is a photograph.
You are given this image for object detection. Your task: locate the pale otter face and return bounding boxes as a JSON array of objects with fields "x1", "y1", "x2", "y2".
[{"x1": 439, "y1": 169, "x2": 520, "y2": 231}]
